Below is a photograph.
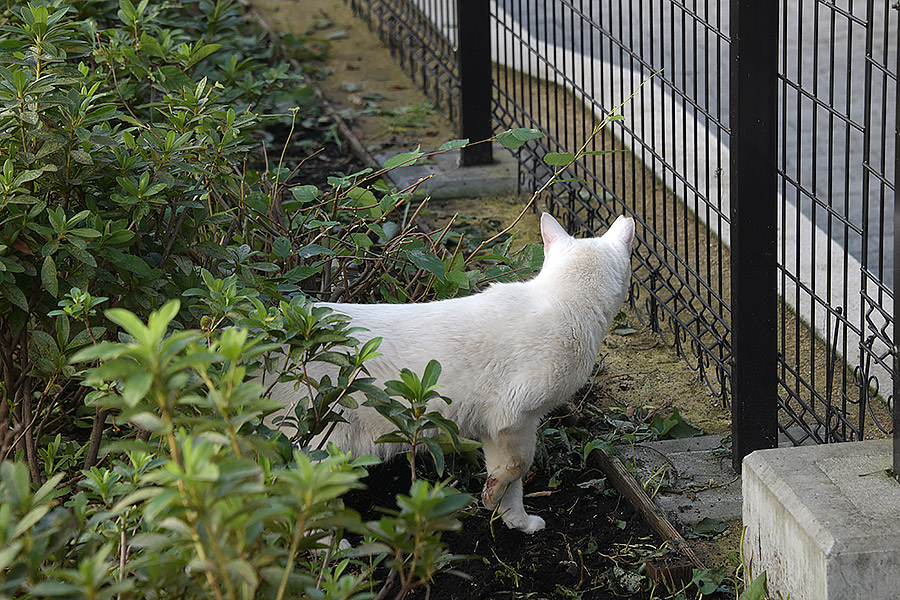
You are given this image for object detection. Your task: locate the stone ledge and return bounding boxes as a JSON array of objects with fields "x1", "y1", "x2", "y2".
[{"x1": 743, "y1": 439, "x2": 900, "y2": 600}]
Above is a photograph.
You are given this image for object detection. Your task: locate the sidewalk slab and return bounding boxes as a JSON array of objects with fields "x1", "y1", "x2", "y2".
[
  {"x1": 743, "y1": 439, "x2": 900, "y2": 600},
  {"x1": 620, "y1": 434, "x2": 742, "y2": 526},
  {"x1": 374, "y1": 143, "x2": 519, "y2": 198}
]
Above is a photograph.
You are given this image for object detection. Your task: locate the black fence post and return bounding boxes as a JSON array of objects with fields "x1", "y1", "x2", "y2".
[
  {"x1": 455, "y1": 0, "x2": 493, "y2": 165},
  {"x1": 729, "y1": 0, "x2": 779, "y2": 471}
]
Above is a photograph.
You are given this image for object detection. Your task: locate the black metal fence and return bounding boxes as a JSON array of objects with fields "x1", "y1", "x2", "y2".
[{"x1": 349, "y1": 0, "x2": 898, "y2": 469}]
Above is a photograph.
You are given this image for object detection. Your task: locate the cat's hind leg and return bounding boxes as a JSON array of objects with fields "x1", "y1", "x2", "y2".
[{"x1": 481, "y1": 426, "x2": 545, "y2": 533}]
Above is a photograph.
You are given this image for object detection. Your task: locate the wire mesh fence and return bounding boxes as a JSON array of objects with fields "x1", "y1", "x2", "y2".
[
  {"x1": 348, "y1": 0, "x2": 459, "y2": 121},
  {"x1": 347, "y1": 0, "x2": 898, "y2": 460},
  {"x1": 776, "y1": 1, "x2": 896, "y2": 445}
]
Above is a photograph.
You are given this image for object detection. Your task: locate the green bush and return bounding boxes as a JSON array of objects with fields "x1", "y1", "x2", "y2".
[
  {"x1": 0, "y1": 0, "x2": 541, "y2": 479},
  {"x1": 0, "y1": 1, "x2": 544, "y2": 596},
  {"x1": 2, "y1": 300, "x2": 472, "y2": 599},
  {"x1": 0, "y1": 0, "x2": 316, "y2": 479}
]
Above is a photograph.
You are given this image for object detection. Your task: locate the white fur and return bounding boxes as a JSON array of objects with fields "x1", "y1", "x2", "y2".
[{"x1": 269, "y1": 213, "x2": 634, "y2": 533}]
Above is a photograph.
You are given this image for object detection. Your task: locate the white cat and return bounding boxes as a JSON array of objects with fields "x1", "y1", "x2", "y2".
[{"x1": 269, "y1": 213, "x2": 634, "y2": 533}]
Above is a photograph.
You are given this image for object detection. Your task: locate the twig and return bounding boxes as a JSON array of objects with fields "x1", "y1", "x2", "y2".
[
  {"x1": 373, "y1": 571, "x2": 396, "y2": 600},
  {"x1": 465, "y1": 70, "x2": 662, "y2": 264},
  {"x1": 160, "y1": 204, "x2": 189, "y2": 265},
  {"x1": 632, "y1": 444, "x2": 681, "y2": 480},
  {"x1": 84, "y1": 408, "x2": 110, "y2": 470}
]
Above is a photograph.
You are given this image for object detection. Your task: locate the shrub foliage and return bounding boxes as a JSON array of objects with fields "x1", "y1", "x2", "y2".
[{"x1": 0, "y1": 1, "x2": 543, "y2": 597}]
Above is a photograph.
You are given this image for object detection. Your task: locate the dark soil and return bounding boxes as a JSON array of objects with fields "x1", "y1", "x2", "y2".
[
  {"x1": 416, "y1": 466, "x2": 656, "y2": 600},
  {"x1": 344, "y1": 414, "x2": 733, "y2": 600},
  {"x1": 257, "y1": 112, "x2": 367, "y2": 189}
]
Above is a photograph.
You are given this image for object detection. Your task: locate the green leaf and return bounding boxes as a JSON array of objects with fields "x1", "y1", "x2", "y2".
[
  {"x1": 446, "y1": 269, "x2": 469, "y2": 288},
  {"x1": 105, "y1": 229, "x2": 135, "y2": 245},
  {"x1": 123, "y1": 371, "x2": 152, "y2": 407},
  {"x1": 70, "y1": 149, "x2": 93, "y2": 165},
  {"x1": 297, "y1": 244, "x2": 334, "y2": 259},
  {"x1": 32, "y1": 472, "x2": 65, "y2": 506},
  {"x1": 250, "y1": 261, "x2": 279, "y2": 273},
  {"x1": 56, "y1": 315, "x2": 69, "y2": 347},
  {"x1": 739, "y1": 572, "x2": 767, "y2": 600},
  {"x1": 129, "y1": 411, "x2": 166, "y2": 432},
  {"x1": 12, "y1": 168, "x2": 44, "y2": 187},
  {"x1": 383, "y1": 147, "x2": 423, "y2": 169},
  {"x1": 41, "y1": 256, "x2": 58, "y2": 297},
  {"x1": 542, "y1": 152, "x2": 575, "y2": 166},
  {"x1": 71, "y1": 341, "x2": 124, "y2": 363},
  {"x1": 290, "y1": 185, "x2": 320, "y2": 204},
  {"x1": 0, "y1": 540, "x2": 22, "y2": 571},
  {"x1": 107, "y1": 248, "x2": 150, "y2": 274},
  {"x1": 66, "y1": 244, "x2": 96, "y2": 267},
  {"x1": 407, "y1": 249, "x2": 445, "y2": 281},
  {"x1": 423, "y1": 436, "x2": 445, "y2": 476},
  {"x1": 351, "y1": 231, "x2": 373, "y2": 250},
  {"x1": 71, "y1": 228, "x2": 102, "y2": 239},
  {"x1": 357, "y1": 337, "x2": 382, "y2": 362},
  {"x1": 375, "y1": 432, "x2": 407, "y2": 445},
  {"x1": 432, "y1": 489, "x2": 473, "y2": 515},
  {"x1": 0, "y1": 281, "x2": 28, "y2": 311},
  {"x1": 650, "y1": 407, "x2": 703, "y2": 439},
  {"x1": 30, "y1": 330, "x2": 60, "y2": 369},
  {"x1": 421, "y1": 359, "x2": 442, "y2": 391},
  {"x1": 13, "y1": 505, "x2": 50, "y2": 537},
  {"x1": 688, "y1": 517, "x2": 728, "y2": 539},
  {"x1": 148, "y1": 300, "x2": 180, "y2": 342},
  {"x1": 496, "y1": 128, "x2": 544, "y2": 149},
  {"x1": 225, "y1": 558, "x2": 259, "y2": 590},
  {"x1": 438, "y1": 138, "x2": 469, "y2": 151},
  {"x1": 41, "y1": 240, "x2": 60, "y2": 257},
  {"x1": 35, "y1": 138, "x2": 66, "y2": 160},
  {"x1": 431, "y1": 432, "x2": 481, "y2": 453},
  {"x1": 105, "y1": 308, "x2": 150, "y2": 344},
  {"x1": 156, "y1": 65, "x2": 193, "y2": 92},
  {"x1": 1, "y1": 461, "x2": 30, "y2": 506},
  {"x1": 129, "y1": 533, "x2": 170, "y2": 549},
  {"x1": 272, "y1": 237, "x2": 291, "y2": 258},
  {"x1": 185, "y1": 42, "x2": 221, "y2": 68},
  {"x1": 28, "y1": 580, "x2": 80, "y2": 596}
]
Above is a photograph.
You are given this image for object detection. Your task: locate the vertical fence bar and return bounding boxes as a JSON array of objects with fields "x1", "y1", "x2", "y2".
[
  {"x1": 729, "y1": 0, "x2": 779, "y2": 471},
  {"x1": 455, "y1": 0, "x2": 493, "y2": 165}
]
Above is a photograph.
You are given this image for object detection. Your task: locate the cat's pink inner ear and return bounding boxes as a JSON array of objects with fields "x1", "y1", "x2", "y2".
[{"x1": 540, "y1": 213, "x2": 571, "y2": 248}]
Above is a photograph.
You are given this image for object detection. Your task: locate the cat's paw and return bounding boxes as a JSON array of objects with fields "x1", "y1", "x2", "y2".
[{"x1": 504, "y1": 513, "x2": 546, "y2": 534}]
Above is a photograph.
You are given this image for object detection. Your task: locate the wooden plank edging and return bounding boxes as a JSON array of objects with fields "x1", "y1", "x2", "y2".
[{"x1": 589, "y1": 447, "x2": 706, "y2": 570}]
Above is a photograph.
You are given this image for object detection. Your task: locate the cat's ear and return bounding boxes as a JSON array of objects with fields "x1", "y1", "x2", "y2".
[
  {"x1": 540, "y1": 213, "x2": 572, "y2": 249},
  {"x1": 606, "y1": 215, "x2": 635, "y2": 248}
]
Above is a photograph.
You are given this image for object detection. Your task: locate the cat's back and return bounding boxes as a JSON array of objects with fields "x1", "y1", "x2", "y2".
[
  {"x1": 316, "y1": 281, "x2": 560, "y2": 376},
  {"x1": 319, "y1": 281, "x2": 548, "y2": 339}
]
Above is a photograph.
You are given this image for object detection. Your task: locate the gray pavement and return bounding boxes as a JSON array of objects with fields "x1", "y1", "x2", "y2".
[
  {"x1": 374, "y1": 143, "x2": 519, "y2": 198},
  {"x1": 616, "y1": 434, "x2": 741, "y2": 527}
]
